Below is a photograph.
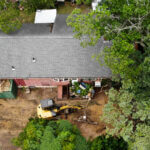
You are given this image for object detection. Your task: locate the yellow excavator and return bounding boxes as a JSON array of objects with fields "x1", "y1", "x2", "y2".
[{"x1": 37, "y1": 99, "x2": 82, "y2": 119}]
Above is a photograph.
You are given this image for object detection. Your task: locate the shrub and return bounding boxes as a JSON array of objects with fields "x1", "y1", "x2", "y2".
[
  {"x1": 0, "y1": 6, "x2": 22, "y2": 34},
  {"x1": 21, "y1": 0, "x2": 56, "y2": 13},
  {"x1": 83, "y1": 0, "x2": 92, "y2": 5},
  {"x1": 76, "y1": 0, "x2": 92, "y2": 6},
  {"x1": 76, "y1": 0, "x2": 82, "y2": 5},
  {"x1": 90, "y1": 135, "x2": 128, "y2": 150},
  {"x1": 12, "y1": 118, "x2": 89, "y2": 150}
]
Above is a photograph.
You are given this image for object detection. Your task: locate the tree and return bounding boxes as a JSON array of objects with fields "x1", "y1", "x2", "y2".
[
  {"x1": 0, "y1": 2, "x2": 22, "y2": 34},
  {"x1": 90, "y1": 135, "x2": 128, "y2": 150},
  {"x1": 67, "y1": 1, "x2": 150, "y2": 149},
  {"x1": 12, "y1": 118, "x2": 89, "y2": 150},
  {"x1": 101, "y1": 86, "x2": 150, "y2": 150},
  {"x1": 66, "y1": 0, "x2": 150, "y2": 79},
  {"x1": 67, "y1": 0, "x2": 150, "y2": 46}
]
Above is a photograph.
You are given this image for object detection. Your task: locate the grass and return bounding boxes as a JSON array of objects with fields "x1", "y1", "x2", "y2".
[
  {"x1": 57, "y1": 2, "x2": 91, "y2": 14},
  {"x1": 19, "y1": 11, "x2": 35, "y2": 23}
]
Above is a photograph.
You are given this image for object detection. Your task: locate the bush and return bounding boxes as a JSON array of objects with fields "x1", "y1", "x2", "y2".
[
  {"x1": 90, "y1": 135, "x2": 128, "y2": 150},
  {"x1": 21, "y1": 0, "x2": 56, "y2": 13},
  {"x1": 76, "y1": 0, "x2": 92, "y2": 5},
  {"x1": 12, "y1": 118, "x2": 128, "y2": 150},
  {"x1": 0, "y1": 4, "x2": 22, "y2": 34},
  {"x1": 76, "y1": 0, "x2": 82, "y2": 5},
  {"x1": 83, "y1": 0, "x2": 92, "y2": 5},
  {"x1": 12, "y1": 118, "x2": 89, "y2": 150}
]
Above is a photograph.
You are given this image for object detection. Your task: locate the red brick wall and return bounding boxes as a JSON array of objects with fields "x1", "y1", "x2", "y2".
[
  {"x1": 14, "y1": 78, "x2": 69, "y2": 87},
  {"x1": 57, "y1": 85, "x2": 63, "y2": 99}
]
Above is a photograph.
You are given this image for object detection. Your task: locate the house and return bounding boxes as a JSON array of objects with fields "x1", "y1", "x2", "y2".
[{"x1": 0, "y1": 14, "x2": 111, "y2": 99}]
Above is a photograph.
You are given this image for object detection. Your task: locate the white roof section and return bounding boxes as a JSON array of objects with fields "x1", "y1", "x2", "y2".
[
  {"x1": 92, "y1": 2, "x2": 98, "y2": 11},
  {"x1": 92, "y1": 0, "x2": 102, "y2": 11},
  {"x1": 34, "y1": 9, "x2": 57, "y2": 24}
]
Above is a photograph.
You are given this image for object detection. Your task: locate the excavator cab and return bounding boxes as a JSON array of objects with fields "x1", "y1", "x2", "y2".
[
  {"x1": 40, "y1": 99, "x2": 54, "y2": 109},
  {"x1": 37, "y1": 99, "x2": 59, "y2": 119}
]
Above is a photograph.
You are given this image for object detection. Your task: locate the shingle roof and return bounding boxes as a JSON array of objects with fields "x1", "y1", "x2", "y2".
[
  {"x1": 0, "y1": 15, "x2": 111, "y2": 78},
  {"x1": 52, "y1": 14, "x2": 74, "y2": 36}
]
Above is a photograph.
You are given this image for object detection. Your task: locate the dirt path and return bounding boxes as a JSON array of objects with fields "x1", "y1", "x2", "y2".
[{"x1": 0, "y1": 89, "x2": 107, "y2": 149}]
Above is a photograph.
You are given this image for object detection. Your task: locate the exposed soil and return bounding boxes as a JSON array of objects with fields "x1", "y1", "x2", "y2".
[
  {"x1": 0, "y1": 88, "x2": 57, "y2": 150},
  {"x1": 67, "y1": 92, "x2": 108, "y2": 140},
  {"x1": 0, "y1": 88, "x2": 108, "y2": 149}
]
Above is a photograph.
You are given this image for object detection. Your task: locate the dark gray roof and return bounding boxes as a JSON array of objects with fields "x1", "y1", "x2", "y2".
[
  {"x1": 52, "y1": 14, "x2": 74, "y2": 36},
  {"x1": 0, "y1": 23, "x2": 51, "y2": 37},
  {"x1": 0, "y1": 15, "x2": 111, "y2": 78},
  {"x1": 0, "y1": 15, "x2": 73, "y2": 37}
]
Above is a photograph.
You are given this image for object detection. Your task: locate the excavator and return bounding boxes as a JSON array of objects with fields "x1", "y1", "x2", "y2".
[{"x1": 37, "y1": 99, "x2": 82, "y2": 119}]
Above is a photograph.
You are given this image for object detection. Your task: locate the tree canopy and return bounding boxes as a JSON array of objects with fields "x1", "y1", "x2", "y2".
[
  {"x1": 66, "y1": 0, "x2": 150, "y2": 79},
  {"x1": 0, "y1": 1, "x2": 22, "y2": 34},
  {"x1": 12, "y1": 118, "x2": 89, "y2": 150},
  {"x1": 20, "y1": 0, "x2": 56, "y2": 13},
  {"x1": 67, "y1": 0, "x2": 150, "y2": 149},
  {"x1": 101, "y1": 85, "x2": 150, "y2": 149},
  {"x1": 90, "y1": 135, "x2": 128, "y2": 150},
  {"x1": 12, "y1": 118, "x2": 128, "y2": 150}
]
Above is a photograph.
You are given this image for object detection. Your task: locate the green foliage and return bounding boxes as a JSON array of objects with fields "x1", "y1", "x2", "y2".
[
  {"x1": 56, "y1": 120, "x2": 74, "y2": 133},
  {"x1": 67, "y1": 2, "x2": 150, "y2": 149},
  {"x1": 67, "y1": 0, "x2": 150, "y2": 75},
  {"x1": 76, "y1": 0, "x2": 82, "y2": 5},
  {"x1": 90, "y1": 135, "x2": 128, "y2": 150},
  {"x1": 71, "y1": 82, "x2": 92, "y2": 97},
  {"x1": 40, "y1": 126, "x2": 57, "y2": 150},
  {"x1": 12, "y1": 118, "x2": 89, "y2": 150},
  {"x1": 75, "y1": 135, "x2": 90, "y2": 150},
  {"x1": 103, "y1": 38, "x2": 141, "y2": 79},
  {"x1": 0, "y1": 6, "x2": 22, "y2": 34},
  {"x1": 21, "y1": 0, "x2": 56, "y2": 13},
  {"x1": 67, "y1": 7, "x2": 110, "y2": 47},
  {"x1": 101, "y1": 86, "x2": 150, "y2": 150},
  {"x1": 83, "y1": 0, "x2": 92, "y2": 5},
  {"x1": 76, "y1": 0, "x2": 92, "y2": 6},
  {"x1": 12, "y1": 118, "x2": 129, "y2": 150}
]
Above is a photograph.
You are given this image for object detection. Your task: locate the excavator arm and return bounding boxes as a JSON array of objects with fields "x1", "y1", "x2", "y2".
[{"x1": 58, "y1": 105, "x2": 82, "y2": 112}]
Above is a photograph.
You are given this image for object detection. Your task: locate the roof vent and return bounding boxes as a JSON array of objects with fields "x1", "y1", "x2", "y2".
[
  {"x1": 32, "y1": 57, "x2": 36, "y2": 63},
  {"x1": 11, "y1": 66, "x2": 15, "y2": 71}
]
